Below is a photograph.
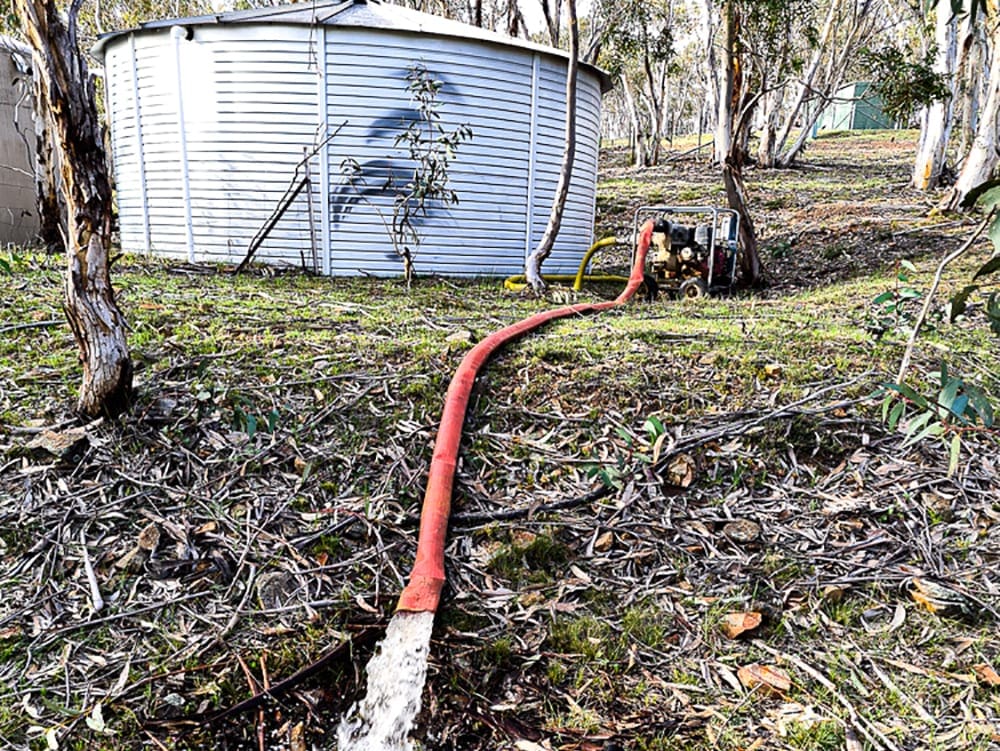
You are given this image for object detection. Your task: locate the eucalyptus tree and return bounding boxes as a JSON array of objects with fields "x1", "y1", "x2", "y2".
[
  {"x1": 770, "y1": 0, "x2": 881, "y2": 167},
  {"x1": 524, "y1": 0, "x2": 578, "y2": 292},
  {"x1": 912, "y1": 2, "x2": 958, "y2": 190},
  {"x1": 942, "y1": 0, "x2": 1000, "y2": 209},
  {"x1": 593, "y1": 0, "x2": 677, "y2": 167},
  {"x1": 14, "y1": 0, "x2": 132, "y2": 417}
]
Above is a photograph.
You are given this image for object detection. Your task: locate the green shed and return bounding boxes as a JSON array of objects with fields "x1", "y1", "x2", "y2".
[{"x1": 816, "y1": 81, "x2": 894, "y2": 131}]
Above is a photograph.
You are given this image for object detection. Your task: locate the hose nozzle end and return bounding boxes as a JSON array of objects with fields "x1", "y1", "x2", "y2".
[{"x1": 395, "y1": 574, "x2": 444, "y2": 614}]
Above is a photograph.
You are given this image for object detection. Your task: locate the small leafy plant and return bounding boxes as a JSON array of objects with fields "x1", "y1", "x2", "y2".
[
  {"x1": 869, "y1": 259, "x2": 923, "y2": 337},
  {"x1": 230, "y1": 394, "x2": 280, "y2": 440},
  {"x1": 392, "y1": 64, "x2": 473, "y2": 283},
  {"x1": 880, "y1": 363, "x2": 995, "y2": 475}
]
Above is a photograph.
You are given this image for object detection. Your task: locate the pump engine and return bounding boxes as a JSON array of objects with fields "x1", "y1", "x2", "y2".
[{"x1": 638, "y1": 206, "x2": 740, "y2": 299}]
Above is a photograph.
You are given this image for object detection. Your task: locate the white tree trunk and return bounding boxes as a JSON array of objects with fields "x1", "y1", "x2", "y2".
[
  {"x1": 913, "y1": 6, "x2": 957, "y2": 191},
  {"x1": 942, "y1": 12, "x2": 1000, "y2": 211},
  {"x1": 756, "y1": 80, "x2": 782, "y2": 167},
  {"x1": 714, "y1": 0, "x2": 734, "y2": 165},
  {"x1": 955, "y1": 17, "x2": 983, "y2": 162},
  {"x1": 699, "y1": 0, "x2": 719, "y2": 149},
  {"x1": 525, "y1": 0, "x2": 578, "y2": 292},
  {"x1": 772, "y1": 0, "x2": 841, "y2": 162},
  {"x1": 621, "y1": 74, "x2": 647, "y2": 167}
]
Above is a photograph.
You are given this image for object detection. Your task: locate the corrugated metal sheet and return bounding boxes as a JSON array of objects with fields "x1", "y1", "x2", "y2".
[
  {"x1": 0, "y1": 40, "x2": 38, "y2": 246},
  {"x1": 99, "y1": 0, "x2": 606, "y2": 277}
]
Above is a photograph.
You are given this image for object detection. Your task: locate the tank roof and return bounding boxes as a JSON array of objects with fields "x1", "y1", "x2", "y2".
[{"x1": 92, "y1": 0, "x2": 611, "y2": 92}]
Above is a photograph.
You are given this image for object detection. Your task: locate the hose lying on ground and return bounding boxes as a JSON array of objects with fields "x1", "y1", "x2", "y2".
[{"x1": 396, "y1": 220, "x2": 655, "y2": 613}]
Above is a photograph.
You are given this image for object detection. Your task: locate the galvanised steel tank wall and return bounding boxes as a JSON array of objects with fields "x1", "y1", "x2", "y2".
[
  {"x1": 97, "y1": 0, "x2": 609, "y2": 277},
  {"x1": 0, "y1": 39, "x2": 37, "y2": 246}
]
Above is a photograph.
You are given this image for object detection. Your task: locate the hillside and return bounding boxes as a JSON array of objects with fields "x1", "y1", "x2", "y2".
[{"x1": 1, "y1": 130, "x2": 998, "y2": 751}]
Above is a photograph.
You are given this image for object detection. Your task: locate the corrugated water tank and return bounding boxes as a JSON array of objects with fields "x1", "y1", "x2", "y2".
[{"x1": 94, "y1": 0, "x2": 611, "y2": 276}]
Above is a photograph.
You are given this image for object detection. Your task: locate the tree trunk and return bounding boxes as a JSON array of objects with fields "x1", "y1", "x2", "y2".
[
  {"x1": 717, "y1": 1, "x2": 761, "y2": 286},
  {"x1": 713, "y1": 0, "x2": 735, "y2": 166},
  {"x1": 539, "y1": 0, "x2": 560, "y2": 47},
  {"x1": 32, "y1": 90, "x2": 65, "y2": 253},
  {"x1": 772, "y1": 0, "x2": 841, "y2": 164},
  {"x1": 16, "y1": 0, "x2": 133, "y2": 418},
  {"x1": 525, "y1": 0, "x2": 578, "y2": 293},
  {"x1": 954, "y1": 14, "x2": 982, "y2": 164},
  {"x1": 778, "y1": 0, "x2": 873, "y2": 168},
  {"x1": 723, "y1": 156, "x2": 761, "y2": 285},
  {"x1": 941, "y1": 8, "x2": 1000, "y2": 211},
  {"x1": 913, "y1": 6, "x2": 957, "y2": 191},
  {"x1": 621, "y1": 74, "x2": 649, "y2": 167},
  {"x1": 756, "y1": 77, "x2": 780, "y2": 167}
]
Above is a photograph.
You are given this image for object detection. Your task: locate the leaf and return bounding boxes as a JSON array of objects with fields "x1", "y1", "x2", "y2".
[
  {"x1": 903, "y1": 410, "x2": 933, "y2": 440},
  {"x1": 908, "y1": 419, "x2": 945, "y2": 445},
  {"x1": 949, "y1": 284, "x2": 979, "y2": 321},
  {"x1": 900, "y1": 259, "x2": 918, "y2": 273},
  {"x1": 963, "y1": 384, "x2": 994, "y2": 427},
  {"x1": 737, "y1": 663, "x2": 792, "y2": 694},
  {"x1": 872, "y1": 290, "x2": 895, "y2": 305},
  {"x1": 884, "y1": 382, "x2": 931, "y2": 409},
  {"x1": 887, "y1": 399, "x2": 906, "y2": 430},
  {"x1": 973, "y1": 254, "x2": 1000, "y2": 281},
  {"x1": 989, "y1": 216, "x2": 1000, "y2": 257},
  {"x1": 643, "y1": 415, "x2": 666, "y2": 438},
  {"x1": 721, "y1": 611, "x2": 763, "y2": 639},
  {"x1": 85, "y1": 703, "x2": 106, "y2": 733},
  {"x1": 972, "y1": 663, "x2": 1000, "y2": 687},
  {"x1": 45, "y1": 728, "x2": 59, "y2": 750},
  {"x1": 651, "y1": 431, "x2": 669, "y2": 465},
  {"x1": 948, "y1": 434, "x2": 961, "y2": 477},
  {"x1": 960, "y1": 178, "x2": 1000, "y2": 210},
  {"x1": 666, "y1": 453, "x2": 696, "y2": 488},
  {"x1": 938, "y1": 377, "x2": 961, "y2": 416}
]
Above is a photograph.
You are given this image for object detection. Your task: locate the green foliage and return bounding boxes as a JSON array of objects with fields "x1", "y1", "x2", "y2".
[
  {"x1": 391, "y1": 63, "x2": 473, "y2": 278},
  {"x1": 860, "y1": 45, "x2": 950, "y2": 124},
  {"x1": 881, "y1": 364, "x2": 995, "y2": 475},
  {"x1": 229, "y1": 394, "x2": 280, "y2": 439},
  {"x1": 869, "y1": 259, "x2": 924, "y2": 336},
  {"x1": 949, "y1": 182, "x2": 1000, "y2": 335},
  {"x1": 593, "y1": 0, "x2": 675, "y2": 79}
]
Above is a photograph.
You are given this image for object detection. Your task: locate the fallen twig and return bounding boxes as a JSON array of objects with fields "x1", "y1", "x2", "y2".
[{"x1": 0, "y1": 319, "x2": 64, "y2": 335}]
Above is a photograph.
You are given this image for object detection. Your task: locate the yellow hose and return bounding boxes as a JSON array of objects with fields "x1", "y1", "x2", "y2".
[{"x1": 504, "y1": 237, "x2": 622, "y2": 292}]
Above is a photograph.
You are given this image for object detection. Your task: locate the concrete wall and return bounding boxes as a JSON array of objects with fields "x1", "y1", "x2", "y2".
[{"x1": 0, "y1": 47, "x2": 38, "y2": 247}]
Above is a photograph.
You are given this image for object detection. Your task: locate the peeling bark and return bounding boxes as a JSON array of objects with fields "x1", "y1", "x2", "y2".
[
  {"x1": 941, "y1": 6, "x2": 1000, "y2": 211},
  {"x1": 16, "y1": 0, "x2": 133, "y2": 418},
  {"x1": 913, "y1": 6, "x2": 957, "y2": 191}
]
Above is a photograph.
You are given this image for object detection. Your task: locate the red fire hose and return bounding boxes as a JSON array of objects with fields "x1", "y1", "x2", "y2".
[{"x1": 395, "y1": 219, "x2": 656, "y2": 613}]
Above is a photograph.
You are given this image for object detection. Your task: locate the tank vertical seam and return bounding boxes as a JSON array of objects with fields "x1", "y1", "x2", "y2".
[
  {"x1": 171, "y1": 27, "x2": 195, "y2": 263},
  {"x1": 128, "y1": 34, "x2": 151, "y2": 255},
  {"x1": 317, "y1": 26, "x2": 332, "y2": 276},
  {"x1": 524, "y1": 53, "x2": 539, "y2": 263}
]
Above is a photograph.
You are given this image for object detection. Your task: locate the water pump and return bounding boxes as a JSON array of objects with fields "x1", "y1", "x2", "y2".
[{"x1": 637, "y1": 206, "x2": 740, "y2": 299}]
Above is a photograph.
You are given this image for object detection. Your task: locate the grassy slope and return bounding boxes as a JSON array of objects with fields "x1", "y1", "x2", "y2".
[{"x1": 0, "y1": 130, "x2": 998, "y2": 750}]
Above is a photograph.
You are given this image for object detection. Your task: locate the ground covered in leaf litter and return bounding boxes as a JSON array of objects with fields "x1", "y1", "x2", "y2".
[{"x1": 1, "y1": 130, "x2": 999, "y2": 751}]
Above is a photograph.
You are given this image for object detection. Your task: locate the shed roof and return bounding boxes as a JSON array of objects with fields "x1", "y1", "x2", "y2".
[{"x1": 92, "y1": 0, "x2": 612, "y2": 92}]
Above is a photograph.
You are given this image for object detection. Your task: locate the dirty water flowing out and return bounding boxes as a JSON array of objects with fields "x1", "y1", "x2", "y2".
[
  {"x1": 337, "y1": 223, "x2": 655, "y2": 750},
  {"x1": 336, "y1": 611, "x2": 435, "y2": 751}
]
